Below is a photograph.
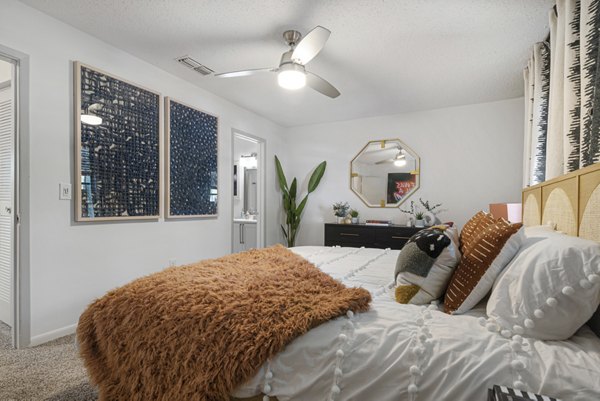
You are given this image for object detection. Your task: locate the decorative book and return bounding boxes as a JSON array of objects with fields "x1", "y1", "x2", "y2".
[
  {"x1": 489, "y1": 385, "x2": 562, "y2": 401},
  {"x1": 364, "y1": 219, "x2": 392, "y2": 226}
]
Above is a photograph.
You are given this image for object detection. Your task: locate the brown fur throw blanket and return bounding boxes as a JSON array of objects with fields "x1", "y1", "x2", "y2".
[{"x1": 77, "y1": 245, "x2": 371, "y2": 401}]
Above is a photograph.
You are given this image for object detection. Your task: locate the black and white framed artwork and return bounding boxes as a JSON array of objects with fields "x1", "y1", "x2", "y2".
[
  {"x1": 74, "y1": 61, "x2": 161, "y2": 221},
  {"x1": 165, "y1": 97, "x2": 218, "y2": 218}
]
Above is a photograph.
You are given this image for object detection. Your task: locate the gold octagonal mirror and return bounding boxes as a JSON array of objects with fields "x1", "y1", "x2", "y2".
[{"x1": 350, "y1": 139, "x2": 420, "y2": 208}]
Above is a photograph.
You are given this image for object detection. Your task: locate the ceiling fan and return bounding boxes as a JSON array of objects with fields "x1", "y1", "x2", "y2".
[
  {"x1": 214, "y1": 26, "x2": 341, "y2": 98},
  {"x1": 376, "y1": 149, "x2": 407, "y2": 167}
]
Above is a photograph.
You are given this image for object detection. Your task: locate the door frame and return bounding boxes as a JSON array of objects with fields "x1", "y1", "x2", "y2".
[
  {"x1": 231, "y1": 129, "x2": 266, "y2": 252},
  {"x1": 0, "y1": 44, "x2": 30, "y2": 349}
]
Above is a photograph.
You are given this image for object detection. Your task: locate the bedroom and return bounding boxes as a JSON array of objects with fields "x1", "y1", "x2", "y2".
[{"x1": 1, "y1": 0, "x2": 599, "y2": 400}]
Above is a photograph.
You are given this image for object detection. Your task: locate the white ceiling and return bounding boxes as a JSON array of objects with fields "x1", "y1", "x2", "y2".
[{"x1": 20, "y1": 0, "x2": 553, "y2": 127}]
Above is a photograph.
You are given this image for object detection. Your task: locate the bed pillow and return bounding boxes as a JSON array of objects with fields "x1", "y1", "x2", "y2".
[
  {"x1": 491, "y1": 223, "x2": 557, "y2": 292},
  {"x1": 444, "y1": 219, "x2": 523, "y2": 314},
  {"x1": 487, "y1": 232, "x2": 600, "y2": 340},
  {"x1": 459, "y1": 211, "x2": 496, "y2": 252},
  {"x1": 394, "y1": 225, "x2": 461, "y2": 305}
]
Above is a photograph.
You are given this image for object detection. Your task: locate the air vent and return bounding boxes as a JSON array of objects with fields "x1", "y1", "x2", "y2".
[{"x1": 175, "y1": 56, "x2": 214, "y2": 76}]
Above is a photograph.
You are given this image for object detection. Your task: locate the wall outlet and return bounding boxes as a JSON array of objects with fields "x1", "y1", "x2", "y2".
[
  {"x1": 59, "y1": 183, "x2": 72, "y2": 200},
  {"x1": 168, "y1": 259, "x2": 177, "y2": 267}
]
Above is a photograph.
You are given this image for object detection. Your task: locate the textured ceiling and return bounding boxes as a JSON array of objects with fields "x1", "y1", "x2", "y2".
[{"x1": 20, "y1": 0, "x2": 553, "y2": 127}]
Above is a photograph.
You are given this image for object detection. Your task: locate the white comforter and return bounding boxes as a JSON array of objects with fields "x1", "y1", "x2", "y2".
[{"x1": 233, "y1": 246, "x2": 600, "y2": 401}]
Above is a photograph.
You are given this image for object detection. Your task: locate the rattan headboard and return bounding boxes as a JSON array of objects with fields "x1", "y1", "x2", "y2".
[{"x1": 522, "y1": 162, "x2": 600, "y2": 336}]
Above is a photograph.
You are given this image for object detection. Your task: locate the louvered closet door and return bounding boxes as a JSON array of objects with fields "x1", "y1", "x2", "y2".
[{"x1": 0, "y1": 84, "x2": 14, "y2": 327}]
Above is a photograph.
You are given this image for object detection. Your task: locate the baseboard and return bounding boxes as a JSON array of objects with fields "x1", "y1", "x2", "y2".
[{"x1": 29, "y1": 323, "x2": 77, "y2": 347}]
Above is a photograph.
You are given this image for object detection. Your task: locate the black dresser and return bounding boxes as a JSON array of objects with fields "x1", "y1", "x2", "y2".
[{"x1": 324, "y1": 223, "x2": 422, "y2": 250}]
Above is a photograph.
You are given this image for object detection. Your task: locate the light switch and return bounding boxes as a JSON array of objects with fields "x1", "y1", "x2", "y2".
[{"x1": 59, "y1": 183, "x2": 72, "y2": 200}]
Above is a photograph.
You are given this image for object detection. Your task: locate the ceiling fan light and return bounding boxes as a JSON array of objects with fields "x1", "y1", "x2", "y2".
[
  {"x1": 278, "y1": 69, "x2": 306, "y2": 90},
  {"x1": 394, "y1": 159, "x2": 407, "y2": 167},
  {"x1": 81, "y1": 113, "x2": 103, "y2": 126}
]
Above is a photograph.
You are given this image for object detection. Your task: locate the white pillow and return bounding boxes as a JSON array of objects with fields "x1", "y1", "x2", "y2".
[
  {"x1": 523, "y1": 224, "x2": 555, "y2": 237},
  {"x1": 487, "y1": 231, "x2": 600, "y2": 340},
  {"x1": 491, "y1": 224, "x2": 556, "y2": 291}
]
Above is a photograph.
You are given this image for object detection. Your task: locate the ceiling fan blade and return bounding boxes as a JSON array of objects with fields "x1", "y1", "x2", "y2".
[
  {"x1": 291, "y1": 26, "x2": 331, "y2": 65},
  {"x1": 214, "y1": 68, "x2": 275, "y2": 78},
  {"x1": 375, "y1": 159, "x2": 393, "y2": 165},
  {"x1": 306, "y1": 72, "x2": 340, "y2": 98}
]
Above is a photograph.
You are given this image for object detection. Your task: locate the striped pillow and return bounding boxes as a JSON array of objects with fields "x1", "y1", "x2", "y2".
[
  {"x1": 444, "y1": 218, "x2": 523, "y2": 314},
  {"x1": 459, "y1": 211, "x2": 496, "y2": 252}
]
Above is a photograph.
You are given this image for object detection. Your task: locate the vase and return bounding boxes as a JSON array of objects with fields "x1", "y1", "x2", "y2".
[
  {"x1": 415, "y1": 219, "x2": 425, "y2": 228},
  {"x1": 351, "y1": 217, "x2": 359, "y2": 224},
  {"x1": 336, "y1": 216, "x2": 344, "y2": 224}
]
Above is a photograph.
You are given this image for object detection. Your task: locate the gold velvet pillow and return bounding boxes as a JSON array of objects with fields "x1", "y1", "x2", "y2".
[
  {"x1": 444, "y1": 218, "x2": 523, "y2": 314},
  {"x1": 459, "y1": 211, "x2": 495, "y2": 253}
]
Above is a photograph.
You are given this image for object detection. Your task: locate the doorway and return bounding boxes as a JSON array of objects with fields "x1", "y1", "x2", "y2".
[
  {"x1": 0, "y1": 56, "x2": 16, "y2": 345},
  {"x1": 232, "y1": 130, "x2": 266, "y2": 253}
]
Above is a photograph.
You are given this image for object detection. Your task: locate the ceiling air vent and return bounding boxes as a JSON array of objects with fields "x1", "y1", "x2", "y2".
[{"x1": 175, "y1": 56, "x2": 214, "y2": 76}]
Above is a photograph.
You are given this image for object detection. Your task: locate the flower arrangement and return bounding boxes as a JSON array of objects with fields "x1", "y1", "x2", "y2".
[
  {"x1": 332, "y1": 201, "x2": 350, "y2": 217},
  {"x1": 401, "y1": 198, "x2": 443, "y2": 217},
  {"x1": 418, "y1": 198, "x2": 443, "y2": 215}
]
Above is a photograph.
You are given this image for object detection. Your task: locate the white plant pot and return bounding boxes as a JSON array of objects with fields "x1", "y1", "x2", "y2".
[
  {"x1": 415, "y1": 219, "x2": 425, "y2": 228},
  {"x1": 351, "y1": 217, "x2": 359, "y2": 224},
  {"x1": 336, "y1": 216, "x2": 344, "y2": 224}
]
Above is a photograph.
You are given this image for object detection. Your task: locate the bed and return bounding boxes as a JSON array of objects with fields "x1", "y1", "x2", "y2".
[
  {"x1": 233, "y1": 246, "x2": 600, "y2": 401},
  {"x1": 77, "y1": 164, "x2": 600, "y2": 401}
]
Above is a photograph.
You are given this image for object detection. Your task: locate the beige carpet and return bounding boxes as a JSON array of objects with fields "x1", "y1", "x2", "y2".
[{"x1": 0, "y1": 322, "x2": 97, "y2": 401}]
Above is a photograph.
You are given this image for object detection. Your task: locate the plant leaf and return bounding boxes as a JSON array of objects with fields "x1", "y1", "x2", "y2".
[
  {"x1": 274, "y1": 155, "x2": 289, "y2": 194},
  {"x1": 296, "y1": 195, "x2": 308, "y2": 217},
  {"x1": 281, "y1": 225, "x2": 288, "y2": 239},
  {"x1": 307, "y1": 161, "x2": 327, "y2": 193},
  {"x1": 289, "y1": 178, "x2": 297, "y2": 200}
]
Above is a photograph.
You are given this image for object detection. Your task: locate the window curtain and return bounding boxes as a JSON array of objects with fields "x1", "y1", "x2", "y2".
[
  {"x1": 523, "y1": 42, "x2": 551, "y2": 186},
  {"x1": 525, "y1": 0, "x2": 600, "y2": 186}
]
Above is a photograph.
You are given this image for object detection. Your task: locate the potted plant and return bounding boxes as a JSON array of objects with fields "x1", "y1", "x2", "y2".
[
  {"x1": 418, "y1": 198, "x2": 444, "y2": 225},
  {"x1": 275, "y1": 156, "x2": 326, "y2": 247},
  {"x1": 414, "y1": 211, "x2": 425, "y2": 227},
  {"x1": 332, "y1": 202, "x2": 350, "y2": 224},
  {"x1": 349, "y1": 209, "x2": 359, "y2": 224},
  {"x1": 400, "y1": 199, "x2": 444, "y2": 227}
]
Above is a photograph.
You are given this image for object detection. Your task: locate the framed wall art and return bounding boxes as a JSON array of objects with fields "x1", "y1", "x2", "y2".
[
  {"x1": 165, "y1": 97, "x2": 218, "y2": 218},
  {"x1": 74, "y1": 61, "x2": 162, "y2": 222},
  {"x1": 386, "y1": 172, "x2": 417, "y2": 204}
]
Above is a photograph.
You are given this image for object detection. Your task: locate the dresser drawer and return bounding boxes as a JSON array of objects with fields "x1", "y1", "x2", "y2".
[
  {"x1": 375, "y1": 227, "x2": 418, "y2": 248},
  {"x1": 324, "y1": 224, "x2": 375, "y2": 245}
]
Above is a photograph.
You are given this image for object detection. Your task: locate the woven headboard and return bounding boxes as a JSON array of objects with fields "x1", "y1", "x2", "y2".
[{"x1": 522, "y1": 162, "x2": 600, "y2": 336}]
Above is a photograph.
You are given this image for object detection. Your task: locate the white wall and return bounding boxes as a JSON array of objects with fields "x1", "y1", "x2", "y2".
[
  {"x1": 285, "y1": 98, "x2": 524, "y2": 246},
  {"x1": 0, "y1": 0, "x2": 286, "y2": 343}
]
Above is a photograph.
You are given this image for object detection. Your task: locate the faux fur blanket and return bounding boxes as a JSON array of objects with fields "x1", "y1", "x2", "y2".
[{"x1": 77, "y1": 245, "x2": 371, "y2": 401}]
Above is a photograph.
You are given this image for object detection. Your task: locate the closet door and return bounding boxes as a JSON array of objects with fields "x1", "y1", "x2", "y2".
[{"x1": 0, "y1": 81, "x2": 14, "y2": 327}]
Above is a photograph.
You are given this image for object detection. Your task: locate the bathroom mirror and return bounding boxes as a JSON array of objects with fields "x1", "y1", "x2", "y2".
[
  {"x1": 244, "y1": 168, "x2": 258, "y2": 213},
  {"x1": 350, "y1": 139, "x2": 420, "y2": 208}
]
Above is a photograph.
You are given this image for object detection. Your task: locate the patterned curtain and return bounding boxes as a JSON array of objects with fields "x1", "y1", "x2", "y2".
[
  {"x1": 526, "y1": 0, "x2": 600, "y2": 185},
  {"x1": 580, "y1": 0, "x2": 600, "y2": 167},
  {"x1": 523, "y1": 43, "x2": 551, "y2": 186}
]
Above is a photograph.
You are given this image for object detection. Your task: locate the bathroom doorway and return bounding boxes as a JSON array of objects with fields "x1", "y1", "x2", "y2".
[{"x1": 232, "y1": 130, "x2": 266, "y2": 253}]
